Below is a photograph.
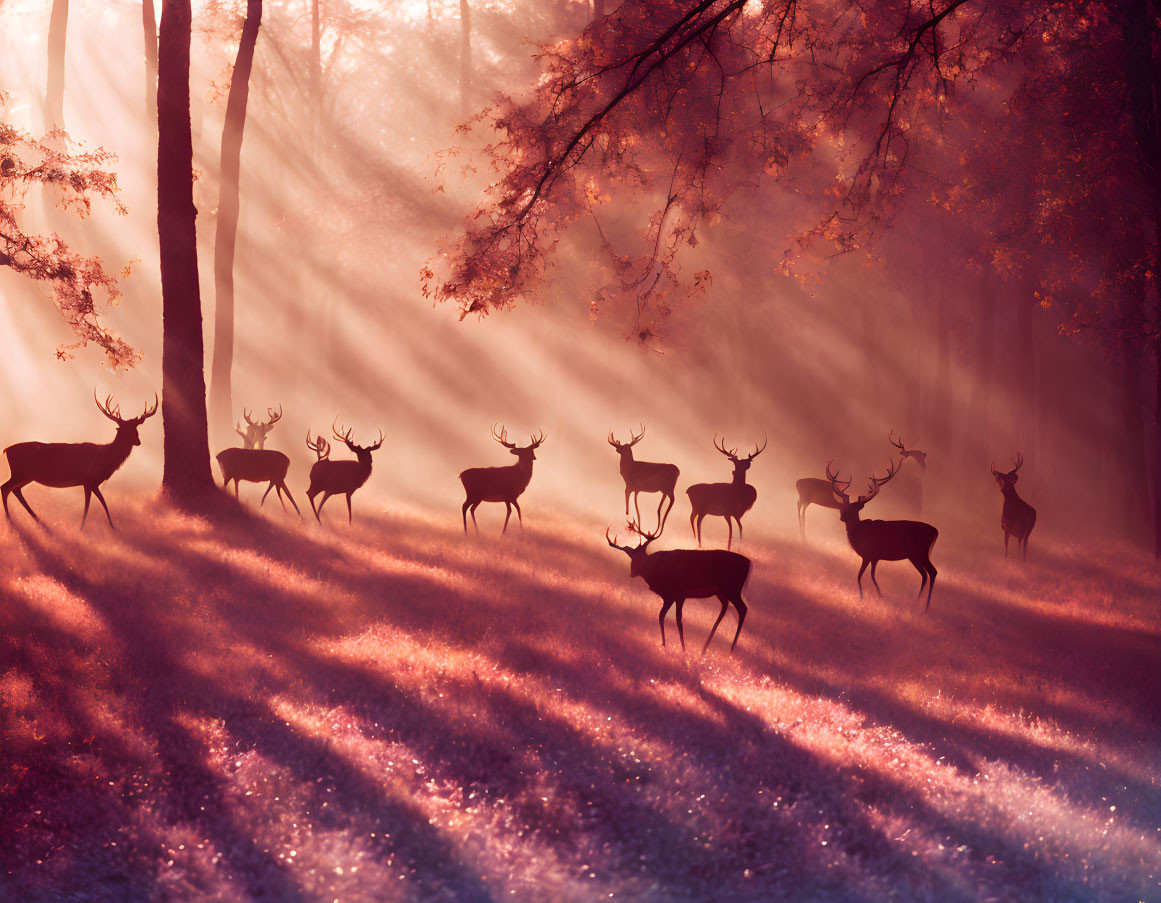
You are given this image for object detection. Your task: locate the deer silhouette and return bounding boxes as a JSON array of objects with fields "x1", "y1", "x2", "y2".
[
  {"x1": 608, "y1": 424, "x2": 680, "y2": 533},
  {"x1": 889, "y1": 429, "x2": 928, "y2": 511},
  {"x1": 795, "y1": 473, "x2": 845, "y2": 540},
  {"x1": 305, "y1": 421, "x2": 382, "y2": 523},
  {"x1": 2, "y1": 391, "x2": 158, "y2": 528},
  {"x1": 606, "y1": 520, "x2": 751, "y2": 654},
  {"x1": 827, "y1": 459, "x2": 939, "y2": 611},
  {"x1": 991, "y1": 453, "x2": 1037, "y2": 560},
  {"x1": 215, "y1": 406, "x2": 300, "y2": 515},
  {"x1": 687, "y1": 435, "x2": 766, "y2": 549},
  {"x1": 459, "y1": 425, "x2": 544, "y2": 535}
]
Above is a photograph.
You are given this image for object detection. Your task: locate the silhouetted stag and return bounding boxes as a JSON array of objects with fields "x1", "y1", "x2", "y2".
[
  {"x1": 215, "y1": 406, "x2": 300, "y2": 515},
  {"x1": 2, "y1": 391, "x2": 158, "y2": 528},
  {"x1": 460, "y1": 425, "x2": 545, "y2": 535},
  {"x1": 606, "y1": 521, "x2": 751, "y2": 654},
  {"x1": 991, "y1": 453, "x2": 1037, "y2": 560},
  {"x1": 889, "y1": 429, "x2": 928, "y2": 511},
  {"x1": 305, "y1": 421, "x2": 383, "y2": 523},
  {"x1": 687, "y1": 435, "x2": 766, "y2": 549},
  {"x1": 827, "y1": 460, "x2": 939, "y2": 611},
  {"x1": 608, "y1": 424, "x2": 680, "y2": 533}
]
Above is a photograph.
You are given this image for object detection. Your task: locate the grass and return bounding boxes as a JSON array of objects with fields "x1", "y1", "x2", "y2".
[{"x1": 1, "y1": 497, "x2": 1159, "y2": 902}]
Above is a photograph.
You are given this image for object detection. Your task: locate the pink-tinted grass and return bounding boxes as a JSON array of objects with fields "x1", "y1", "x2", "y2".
[{"x1": 1, "y1": 499, "x2": 1159, "y2": 902}]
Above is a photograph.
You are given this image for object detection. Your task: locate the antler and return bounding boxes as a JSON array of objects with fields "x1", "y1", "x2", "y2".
[
  {"x1": 628, "y1": 423, "x2": 644, "y2": 446},
  {"x1": 306, "y1": 431, "x2": 330, "y2": 460},
  {"x1": 528, "y1": 430, "x2": 546, "y2": 449},
  {"x1": 492, "y1": 423, "x2": 516, "y2": 448},
  {"x1": 825, "y1": 460, "x2": 852, "y2": 503},
  {"x1": 264, "y1": 404, "x2": 283, "y2": 427},
  {"x1": 605, "y1": 525, "x2": 630, "y2": 551},
  {"x1": 714, "y1": 435, "x2": 739, "y2": 460},
  {"x1": 332, "y1": 417, "x2": 355, "y2": 446},
  {"x1": 742, "y1": 435, "x2": 768, "y2": 461},
  {"x1": 889, "y1": 430, "x2": 906, "y2": 452},
  {"x1": 860, "y1": 459, "x2": 899, "y2": 503},
  {"x1": 626, "y1": 518, "x2": 660, "y2": 543},
  {"x1": 367, "y1": 429, "x2": 385, "y2": 451},
  {"x1": 1011, "y1": 452, "x2": 1024, "y2": 473},
  {"x1": 138, "y1": 393, "x2": 159, "y2": 421},
  {"x1": 243, "y1": 408, "x2": 257, "y2": 426},
  {"x1": 94, "y1": 390, "x2": 123, "y2": 423}
]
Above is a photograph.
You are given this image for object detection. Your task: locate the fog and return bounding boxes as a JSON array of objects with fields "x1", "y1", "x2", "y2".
[{"x1": 0, "y1": 0, "x2": 1142, "y2": 545}]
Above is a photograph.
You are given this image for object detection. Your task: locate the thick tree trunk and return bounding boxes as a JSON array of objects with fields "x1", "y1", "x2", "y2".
[
  {"x1": 460, "y1": 0, "x2": 471, "y2": 118},
  {"x1": 158, "y1": 0, "x2": 215, "y2": 504},
  {"x1": 45, "y1": 0, "x2": 68, "y2": 132},
  {"x1": 143, "y1": 0, "x2": 158, "y2": 121},
  {"x1": 209, "y1": 0, "x2": 263, "y2": 441}
]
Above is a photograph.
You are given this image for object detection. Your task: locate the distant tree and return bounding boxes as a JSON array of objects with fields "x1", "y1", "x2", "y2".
[
  {"x1": 158, "y1": 0, "x2": 216, "y2": 503},
  {"x1": 208, "y1": 0, "x2": 263, "y2": 439},
  {"x1": 143, "y1": 0, "x2": 159, "y2": 121},
  {"x1": 0, "y1": 105, "x2": 135, "y2": 368}
]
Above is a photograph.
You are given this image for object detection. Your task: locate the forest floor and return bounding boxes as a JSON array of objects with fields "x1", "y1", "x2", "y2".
[{"x1": 1, "y1": 497, "x2": 1159, "y2": 902}]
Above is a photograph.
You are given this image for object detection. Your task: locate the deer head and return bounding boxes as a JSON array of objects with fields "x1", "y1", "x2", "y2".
[
  {"x1": 889, "y1": 430, "x2": 927, "y2": 469},
  {"x1": 493, "y1": 424, "x2": 545, "y2": 463},
  {"x1": 827, "y1": 459, "x2": 898, "y2": 523},
  {"x1": 991, "y1": 453, "x2": 1024, "y2": 490},
  {"x1": 306, "y1": 431, "x2": 331, "y2": 461},
  {"x1": 714, "y1": 434, "x2": 767, "y2": 475},
  {"x1": 95, "y1": 390, "x2": 159, "y2": 447},
  {"x1": 606, "y1": 520, "x2": 659, "y2": 576},
  {"x1": 608, "y1": 424, "x2": 646, "y2": 459},
  {"x1": 237, "y1": 405, "x2": 283, "y2": 449},
  {"x1": 332, "y1": 419, "x2": 384, "y2": 459}
]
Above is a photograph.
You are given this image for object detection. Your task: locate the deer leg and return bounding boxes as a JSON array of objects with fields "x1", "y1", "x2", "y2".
[
  {"x1": 502, "y1": 502, "x2": 513, "y2": 534},
  {"x1": 633, "y1": 493, "x2": 642, "y2": 531},
  {"x1": 1003, "y1": 531, "x2": 1010, "y2": 557},
  {"x1": 729, "y1": 596, "x2": 747, "y2": 653},
  {"x1": 279, "y1": 483, "x2": 302, "y2": 517},
  {"x1": 910, "y1": 557, "x2": 928, "y2": 598},
  {"x1": 625, "y1": 488, "x2": 631, "y2": 516},
  {"x1": 726, "y1": 517, "x2": 733, "y2": 550},
  {"x1": 1022, "y1": 536, "x2": 1029, "y2": 562},
  {"x1": 869, "y1": 560, "x2": 882, "y2": 597},
  {"x1": 690, "y1": 508, "x2": 697, "y2": 538},
  {"x1": 797, "y1": 501, "x2": 806, "y2": 540},
  {"x1": 512, "y1": 498, "x2": 523, "y2": 530},
  {"x1": 81, "y1": 487, "x2": 92, "y2": 527},
  {"x1": 462, "y1": 500, "x2": 471, "y2": 533},
  {"x1": 735, "y1": 517, "x2": 743, "y2": 544},
  {"x1": 317, "y1": 492, "x2": 334, "y2": 520},
  {"x1": 233, "y1": 479, "x2": 240, "y2": 500},
  {"x1": 655, "y1": 494, "x2": 665, "y2": 533},
  {"x1": 657, "y1": 598, "x2": 674, "y2": 647},
  {"x1": 469, "y1": 502, "x2": 481, "y2": 535},
  {"x1": 7, "y1": 485, "x2": 39, "y2": 519},
  {"x1": 856, "y1": 559, "x2": 869, "y2": 597},
  {"x1": 308, "y1": 491, "x2": 321, "y2": 523},
  {"x1": 261, "y1": 482, "x2": 277, "y2": 506},
  {"x1": 674, "y1": 599, "x2": 687, "y2": 651},
  {"x1": 695, "y1": 515, "x2": 705, "y2": 547},
  {"x1": 703, "y1": 595, "x2": 731, "y2": 654},
  {"x1": 660, "y1": 493, "x2": 674, "y2": 533},
  {"x1": 91, "y1": 486, "x2": 115, "y2": 530},
  {"x1": 345, "y1": 493, "x2": 353, "y2": 524},
  {"x1": 924, "y1": 562, "x2": 937, "y2": 612}
]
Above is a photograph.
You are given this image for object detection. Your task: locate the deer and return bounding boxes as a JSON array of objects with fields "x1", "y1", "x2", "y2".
[
  {"x1": 826, "y1": 459, "x2": 939, "y2": 611},
  {"x1": 991, "y1": 453, "x2": 1037, "y2": 560},
  {"x1": 305, "y1": 421, "x2": 383, "y2": 523},
  {"x1": 608, "y1": 424, "x2": 680, "y2": 533},
  {"x1": 459, "y1": 425, "x2": 545, "y2": 535},
  {"x1": 889, "y1": 429, "x2": 928, "y2": 511},
  {"x1": 687, "y1": 435, "x2": 767, "y2": 549},
  {"x1": 2, "y1": 391, "x2": 158, "y2": 529},
  {"x1": 606, "y1": 520, "x2": 751, "y2": 654},
  {"x1": 795, "y1": 473, "x2": 846, "y2": 540},
  {"x1": 215, "y1": 406, "x2": 300, "y2": 516}
]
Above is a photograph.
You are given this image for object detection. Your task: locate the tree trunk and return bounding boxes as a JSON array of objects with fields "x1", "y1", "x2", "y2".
[
  {"x1": 158, "y1": 0, "x2": 215, "y2": 504},
  {"x1": 1015, "y1": 280, "x2": 1038, "y2": 458},
  {"x1": 45, "y1": 0, "x2": 68, "y2": 132},
  {"x1": 209, "y1": 0, "x2": 263, "y2": 441},
  {"x1": 930, "y1": 288, "x2": 952, "y2": 453},
  {"x1": 971, "y1": 270, "x2": 997, "y2": 454},
  {"x1": 143, "y1": 0, "x2": 158, "y2": 121},
  {"x1": 593, "y1": 0, "x2": 605, "y2": 20},
  {"x1": 460, "y1": 0, "x2": 471, "y2": 118}
]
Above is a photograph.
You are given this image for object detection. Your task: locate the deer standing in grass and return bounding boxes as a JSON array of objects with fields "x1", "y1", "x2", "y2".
[
  {"x1": 796, "y1": 473, "x2": 846, "y2": 540},
  {"x1": 2, "y1": 391, "x2": 158, "y2": 528},
  {"x1": 991, "y1": 454, "x2": 1037, "y2": 560},
  {"x1": 606, "y1": 521, "x2": 751, "y2": 654},
  {"x1": 608, "y1": 424, "x2": 680, "y2": 533},
  {"x1": 459, "y1": 425, "x2": 545, "y2": 535},
  {"x1": 827, "y1": 459, "x2": 939, "y2": 611},
  {"x1": 305, "y1": 421, "x2": 383, "y2": 523},
  {"x1": 687, "y1": 436, "x2": 766, "y2": 549},
  {"x1": 215, "y1": 406, "x2": 300, "y2": 515}
]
